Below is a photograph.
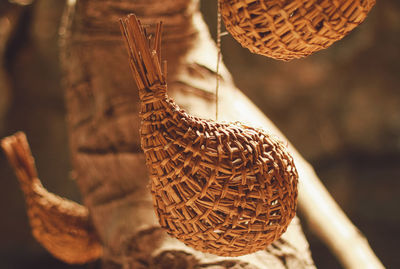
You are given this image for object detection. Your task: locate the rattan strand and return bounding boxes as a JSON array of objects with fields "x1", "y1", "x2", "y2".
[
  {"x1": 120, "y1": 15, "x2": 298, "y2": 257},
  {"x1": 220, "y1": 0, "x2": 375, "y2": 60}
]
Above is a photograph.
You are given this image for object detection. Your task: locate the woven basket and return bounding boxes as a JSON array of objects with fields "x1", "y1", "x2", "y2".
[
  {"x1": 120, "y1": 15, "x2": 298, "y2": 256},
  {"x1": 220, "y1": 0, "x2": 376, "y2": 60}
]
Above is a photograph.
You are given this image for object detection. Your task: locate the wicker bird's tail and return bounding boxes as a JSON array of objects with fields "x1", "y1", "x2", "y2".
[
  {"x1": 119, "y1": 14, "x2": 166, "y2": 92},
  {"x1": 1, "y1": 132, "x2": 103, "y2": 264}
]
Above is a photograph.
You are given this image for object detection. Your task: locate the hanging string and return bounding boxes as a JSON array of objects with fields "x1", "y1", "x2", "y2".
[{"x1": 215, "y1": 0, "x2": 222, "y2": 121}]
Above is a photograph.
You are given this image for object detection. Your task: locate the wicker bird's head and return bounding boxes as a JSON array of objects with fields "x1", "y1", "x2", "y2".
[{"x1": 220, "y1": 0, "x2": 376, "y2": 60}]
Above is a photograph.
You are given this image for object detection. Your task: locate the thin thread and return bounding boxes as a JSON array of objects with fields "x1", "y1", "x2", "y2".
[{"x1": 216, "y1": 0, "x2": 222, "y2": 121}]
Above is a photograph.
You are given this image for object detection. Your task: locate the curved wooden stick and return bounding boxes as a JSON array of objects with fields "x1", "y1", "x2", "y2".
[{"x1": 297, "y1": 160, "x2": 385, "y2": 269}]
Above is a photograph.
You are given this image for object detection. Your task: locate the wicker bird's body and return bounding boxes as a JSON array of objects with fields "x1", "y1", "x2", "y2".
[{"x1": 121, "y1": 15, "x2": 298, "y2": 256}]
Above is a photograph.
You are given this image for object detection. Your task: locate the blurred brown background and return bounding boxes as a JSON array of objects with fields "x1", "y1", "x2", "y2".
[{"x1": 0, "y1": 0, "x2": 399, "y2": 268}]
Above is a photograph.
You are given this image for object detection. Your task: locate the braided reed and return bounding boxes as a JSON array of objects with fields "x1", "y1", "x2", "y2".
[
  {"x1": 120, "y1": 14, "x2": 298, "y2": 256},
  {"x1": 220, "y1": 0, "x2": 375, "y2": 60}
]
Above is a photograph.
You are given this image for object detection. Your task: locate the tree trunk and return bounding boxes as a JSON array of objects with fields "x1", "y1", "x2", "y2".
[{"x1": 60, "y1": 0, "x2": 314, "y2": 268}]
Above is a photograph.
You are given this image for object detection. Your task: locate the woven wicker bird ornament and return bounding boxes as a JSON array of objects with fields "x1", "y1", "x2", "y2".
[
  {"x1": 220, "y1": 0, "x2": 376, "y2": 60},
  {"x1": 120, "y1": 15, "x2": 298, "y2": 257}
]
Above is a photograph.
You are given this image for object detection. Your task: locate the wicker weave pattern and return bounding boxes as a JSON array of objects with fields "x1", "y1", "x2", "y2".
[
  {"x1": 220, "y1": 0, "x2": 375, "y2": 60},
  {"x1": 120, "y1": 15, "x2": 298, "y2": 256}
]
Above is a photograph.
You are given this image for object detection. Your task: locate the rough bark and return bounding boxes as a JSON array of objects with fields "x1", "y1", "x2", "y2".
[{"x1": 60, "y1": 0, "x2": 314, "y2": 268}]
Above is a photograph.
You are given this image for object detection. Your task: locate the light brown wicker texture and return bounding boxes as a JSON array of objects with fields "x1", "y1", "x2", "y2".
[
  {"x1": 1, "y1": 133, "x2": 103, "y2": 264},
  {"x1": 120, "y1": 15, "x2": 298, "y2": 256},
  {"x1": 220, "y1": 0, "x2": 376, "y2": 60}
]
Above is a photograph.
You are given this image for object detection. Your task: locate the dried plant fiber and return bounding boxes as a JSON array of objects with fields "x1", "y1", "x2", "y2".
[
  {"x1": 120, "y1": 14, "x2": 298, "y2": 256},
  {"x1": 220, "y1": 0, "x2": 376, "y2": 60},
  {"x1": 1, "y1": 132, "x2": 102, "y2": 264}
]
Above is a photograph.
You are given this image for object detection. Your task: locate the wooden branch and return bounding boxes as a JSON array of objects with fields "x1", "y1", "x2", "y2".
[
  {"x1": 297, "y1": 162, "x2": 385, "y2": 269},
  {"x1": 1, "y1": 132, "x2": 102, "y2": 264}
]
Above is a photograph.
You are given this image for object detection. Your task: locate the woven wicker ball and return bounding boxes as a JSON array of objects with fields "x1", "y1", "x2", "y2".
[
  {"x1": 220, "y1": 0, "x2": 376, "y2": 60},
  {"x1": 149, "y1": 118, "x2": 298, "y2": 256},
  {"x1": 120, "y1": 15, "x2": 298, "y2": 256}
]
